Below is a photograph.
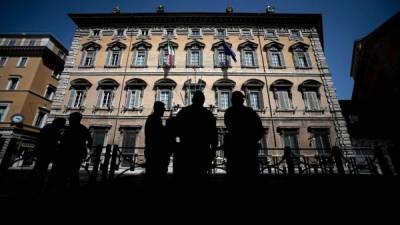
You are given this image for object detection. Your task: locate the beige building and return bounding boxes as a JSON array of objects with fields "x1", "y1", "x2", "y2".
[
  {"x1": 50, "y1": 7, "x2": 351, "y2": 169},
  {"x1": 0, "y1": 34, "x2": 67, "y2": 167}
]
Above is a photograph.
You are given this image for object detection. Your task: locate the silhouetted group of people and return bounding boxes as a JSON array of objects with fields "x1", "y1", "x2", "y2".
[
  {"x1": 33, "y1": 112, "x2": 92, "y2": 193},
  {"x1": 144, "y1": 90, "x2": 264, "y2": 185}
]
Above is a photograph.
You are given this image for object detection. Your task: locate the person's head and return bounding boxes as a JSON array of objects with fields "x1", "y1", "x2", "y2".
[
  {"x1": 232, "y1": 91, "x2": 245, "y2": 106},
  {"x1": 192, "y1": 90, "x2": 205, "y2": 106},
  {"x1": 69, "y1": 112, "x2": 82, "y2": 127},
  {"x1": 153, "y1": 101, "x2": 165, "y2": 117},
  {"x1": 52, "y1": 118, "x2": 66, "y2": 129}
]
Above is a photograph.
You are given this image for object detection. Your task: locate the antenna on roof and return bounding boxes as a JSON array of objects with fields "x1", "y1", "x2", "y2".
[
  {"x1": 226, "y1": 0, "x2": 234, "y2": 14},
  {"x1": 112, "y1": 2, "x2": 121, "y2": 14},
  {"x1": 266, "y1": 0, "x2": 275, "y2": 14}
]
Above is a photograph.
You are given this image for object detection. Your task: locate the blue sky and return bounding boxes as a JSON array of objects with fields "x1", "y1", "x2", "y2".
[{"x1": 1, "y1": 0, "x2": 399, "y2": 99}]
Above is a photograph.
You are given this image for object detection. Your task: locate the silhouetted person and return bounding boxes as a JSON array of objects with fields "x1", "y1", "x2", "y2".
[
  {"x1": 145, "y1": 101, "x2": 170, "y2": 184},
  {"x1": 53, "y1": 112, "x2": 92, "y2": 191},
  {"x1": 224, "y1": 91, "x2": 264, "y2": 181},
  {"x1": 33, "y1": 118, "x2": 66, "y2": 192},
  {"x1": 175, "y1": 91, "x2": 217, "y2": 182}
]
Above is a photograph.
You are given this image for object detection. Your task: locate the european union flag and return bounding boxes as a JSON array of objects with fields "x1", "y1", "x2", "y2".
[{"x1": 222, "y1": 41, "x2": 237, "y2": 62}]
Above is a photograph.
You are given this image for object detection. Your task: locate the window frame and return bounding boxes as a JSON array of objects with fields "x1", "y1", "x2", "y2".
[
  {"x1": 33, "y1": 108, "x2": 49, "y2": 128},
  {"x1": 0, "y1": 56, "x2": 7, "y2": 67},
  {"x1": 0, "y1": 103, "x2": 10, "y2": 122},
  {"x1": 17, "y1": 57, "x2": 28, "y2": 67},
  {"x1": 44, "y1": 85, "x2": 56, "y2": 101},
  {"x1": 7, "y1": 77, "x2": 20, "y2": 90}
]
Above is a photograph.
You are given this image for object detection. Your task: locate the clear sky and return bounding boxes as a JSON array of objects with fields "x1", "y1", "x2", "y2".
[{"x1": 1, "y1": 0, "x2": 399, "y2": 99}]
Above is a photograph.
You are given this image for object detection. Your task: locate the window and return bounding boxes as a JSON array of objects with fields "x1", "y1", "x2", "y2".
[
  {"x1": 140, "y1": 29, "x2": 149, "y2": 36},
  {"x1": 116, "y1": 29, "x2": 124, "y2": 37},
  {"x1": 190, "y1": 28, "x2": 201, "y2": 36},
  {"x1": 271, "y1": 80, "x2": 294, "y2": 111},
  {"x1": 240, "y1": 29, "x2": 252, "y2": 38},
  {"x1": 8, "y1": 40, "x2": 16, "y2": 46},
  {"x1": 300, "y1": 80, "x2": 322, "y2": 111},
  {"x1": 89, "y1": 127, "x2": 109, "y2": 164},
  {"x1": 279, "y1": 129, "x2": 300, "y2": 155},
  {"x1": 0, "y1": 57, "x2": 7, "y2": 67},
  {"x1": 310, "y1": 129, "x2": 331, "y2": 155},
  {"x1": 126, "y1": 89, "x2": 142, "y2": 109},
  {"x1": 289, "y1": 29, "x2": 302, "y2": 40},
  {"x1": 213, "y1": 78, "x2": 235, "y2": 110},
  {"x1": 154, "y1": 78, "x2": 177, "y2": 110},
  {"x1": 184, "y1": 79, "x2": 205, "y2": 106},
  {"x1": 80, "y1": 42, "x2": 101, "y2": 67},
  {"x1": 158, "y1": 41, "x2": 177, "y2": 67},
  {"x1": 28, "y1": 40, "x2": 36, "y2": 46},
  {"x1": 17, "y1": 57, "x2": 28, "y2": 67},
  {"x1": 290, "y1": 43, "x2": 312, "y2": 69},
  {"x1": 44, "y1": 85, "x2": 56, "y2": 101},
  {"x1": 101, "y1": 90, "x2": 113, "y2": 108},
  {"x1": 131, "y1": 41, "x2": 151, "y2": 67},
  {"x1": 238, "y1": 41, "x2": 258, "y2": 68},
  {"x1": 7, "y1": 77, "x2": 20, "y2": 90},
  {"x1": 185, "y1": 41, "x2": 205, "y2": 68},
  {"x1": 34, "y1": 109, "x2": 48, "y2": 128},
  {"x1": 216, "y1": 29, "x2": 226, "y2": 37},
  {"x1": 0, "y1": 104, "x2": 9, "y2": 122},
  {"x1": 265, "y1": 29, "x2": 277, "y2": 38},
  {"x1": 212, "y1": 41, "x2": 232, "y2": 67},
  {"x1": 96, "y1": 79, "x2": 119, "y2": 110},
  {"x1": 165, "y1": 29, "x2": 175, "y2": 37},
  {"x1": 67, "y1": 79, "x2": 92, "y2": 109},
  {"x1": 243, "y1": 79, "x2": 264, "y2": 111},
  {"x1": 120, "y1": 128, "x2": 140, "y2": 167},
  {"x1": 106, "y1": 41, "x2": 126, "y2": 67},
  {"x1": 92, "y1": 29, "x2": 101, "y2": 37},
  {"x1": 264, "y1": 42, "x2": 285, "y2": 68}
]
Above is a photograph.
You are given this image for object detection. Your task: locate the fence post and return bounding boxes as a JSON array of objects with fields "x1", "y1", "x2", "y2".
[
  {"x1": 109, "y1": 145, "x2": 119, "y2": 180},
  {"x1": 90, "y1": 145, "x2": 103, "y2": 184},
  {"x1": 284, "y1": 146, "x2": 294, "y2": 175},
  {"x1": 332, "y1": 146, "x2": 345, "y2": 175},
  {"x1": 374, "y1": 146, "x2": 392, "y2": 176},
  {"x1": 101, "y1": 145, "x2": 112, "y2": 181}
]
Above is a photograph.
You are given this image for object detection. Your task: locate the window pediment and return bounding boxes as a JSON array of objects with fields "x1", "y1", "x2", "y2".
[
  {"x1": 211, "y1": 41, "x2": 232, "y2": 51},
  {"x1": 237, "y1": 41, "x2": 258, "y2": 50},
  {"x1": 184, "y1": 79, "x2": 206, "y2": 90},
  {"x1": 242, "y1": 79, "x2": 264, "y2": 89},
  {"x1": 289, "y1": 42, "x2": 309, "y2": 52},
  {"x1": 81, "y1": 41, "x2": 101, "y2": 51},
  {"x1": 70, "y1": 78, "x2": 92, "y2": 89},
  {"x1": 98, "y1": 78, "x2": 119, "y2": 89},
  {"x1": 213, "y1": 78, "x2": 235, "y2": 89},
  {"x1": 185, "y1": 41, "x2": 205, "y2": 50},
  {"x1": 106, "y1": 41, "x2": 127, "y2": 50},
  {"x1": 264, "y1": 41, "x2": 284, "y2": 51},
  {"x1": 158, "y1": 41, "x2": 178, "y2": 50},
  {"x1": 125, "y1": 78, "x2": 147, "y2": 89},
  {"x1": 154, "y1": 78, "x2": 177, "y2": 89},
  {"x1": 131, "y1": 41, "x2": 152, "y2": 50}
]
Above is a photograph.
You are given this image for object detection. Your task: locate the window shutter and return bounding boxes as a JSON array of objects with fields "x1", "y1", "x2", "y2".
[
  {"x1": 132, "y1": 50, "x2": 137, "y2": 66},
  {"x1": 144, "y1": 50, "x2": 148, "y2": 66},
  {"x1": 80, "y1": 51, "x2": 86, "y2": 66},
  {"x1": 96, "y1": 90, "x2": 103, "y2": 108},
  {"x1": 304, "y1": 91, "x2": 311, "y2": 110},
  {"x1": 134, "y1": 90, "x2": 141, "y2": 108},
  {"x1": 126, "y1": 89, "x2": 132, "y2": 109},
  {"x1": 240, "y1": 49, "x2": 245, "y2": 67},
  {"x1": 68, "y1": 89, "x2": 77, "y2": 107},
  {"x1": 228, "y1": 90, "x2": 232, "y2": 107},
  {"x1": 82, "y1": 90, "x2": 88, "y2": 106},
  {"x1": 92, "y1": 51, "x2": 97, "y2": 66},
  {"x1": 267, "y1": 51, "x2": 273, "y2": 68},
  {"x1": 110, "y1": 89, "x2": 116, "y2": 108},
  {"x1": 278, "y1": 52, "x2": 285, "y2": 68},
  {"x1": 277, "y1": 91, "x2": 284, "y2": 109},
  {"x1": 168, "y1": 90, "x2": 173, "y2": 110},
  {"x1": 245, "y1": 89, "x2": 250, "y2": 107},
  {"x1": 158, "y1": 50, "x2": 163, "y2": 67},
  {"x1": 305, "y1": 52, "x2": 312, "y2": 68},
  {"x1": 293, "y1": 52, "x2": 299, "y2": 68},
  {"x1": 105, "y1": 50, "x2": 111, "y2": 66},
  {"x1": 253, "y1": 51, "x2": 258, "y2": 67},
  {"x1": 156, "y1": 88, "x2": 160, "y2": 102},
  {"x1": 199, "y1": 50, "x2": 203, "y2": 67},
  {"x1": 311, "y1": 91, "x2": 320, "y2": 110},
  {"x1": 117, "y1": 51, "x2": 122, "y2": 66},
  {"x1": 186, "y1": 50, "x2": 191, "y2": 67},
  {"x1": 213, "y1": 51, "x2": 218, "y2": 67},
  {"x1": 216, "y1": 89, "x2": 221, "y2": 108}
]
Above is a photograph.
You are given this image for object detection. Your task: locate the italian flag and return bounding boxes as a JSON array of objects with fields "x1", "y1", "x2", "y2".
[{"x1": 167, "y1": 41, "x2": 175, "y2": 66}]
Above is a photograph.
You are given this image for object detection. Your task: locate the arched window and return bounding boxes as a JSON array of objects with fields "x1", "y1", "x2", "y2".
[
  {"x1": 264, "y1": 41, "x2": 285, "y2": 69},
  {"x1": 96, "y1": 79, "x2": 119, "y2": 110},
  {"x1": 238, "y1": 41, "x2": 258, "y2": 68},
  {"x1": 242, "y1": 79, "x2": 264, "y2": 111},
  {"x1": 67, "y1": 78, "x2": 92, "y2": 109},
  {"x1": 158, "y1": 41, "x2": 178, "y2": 67},
  {"x1": 154, "y1": 78, "x2": 177, "y2": 110},
  {"x1": 212, "y1": 41, "x2": 233, "y2": 68},
  {"x1": 184, "y1": 79, "x2": 206, "y2": 105},
  {"x1": 299, "y1": 80, "x2": 322, "y2": 111},
  {"x1": 124, "y1": 78, "x2": 147, "y2": 110},
  {"x1": 105, "y1": 41, "x2": 127, "y2": 67},
  {"x1": 185, "y1": 41, "x2": 205, "y2": 68},
  {"x1": 131, "y1": 41, "x2": 152, "y2": 67},
  {"x1": 213, "y1": 78, "x2": 235, "y2": 110},
  {"x1": 270, "y1": 79, "x2": 294, "y2": 111},
  {"x1": 290, "y1": 42, "x2": 312, "y2": 69},
  {"x1": 80, "y1": 42, "x2": 101, "y2": 67}
]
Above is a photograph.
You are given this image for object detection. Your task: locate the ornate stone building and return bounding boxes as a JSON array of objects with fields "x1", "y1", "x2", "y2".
[
  {"x1": 0, "y1": 34, "x2": 67, "y2": 167},
  {"x1": 50, "y1": 7, "x2": 351, "y2": 168}
]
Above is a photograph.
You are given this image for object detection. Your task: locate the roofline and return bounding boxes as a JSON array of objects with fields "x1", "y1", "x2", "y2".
[
  {"x1": 0, "y1": 33, "x2": 68, "y2": 53},
  {"x1": 69, "y1": 12, "x2": 324, "y2": 47}
]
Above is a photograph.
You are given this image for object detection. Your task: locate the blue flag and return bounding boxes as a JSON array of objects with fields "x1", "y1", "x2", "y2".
[{"x1": 222, "y1": 41, "x2": 237, "y2": 62}]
